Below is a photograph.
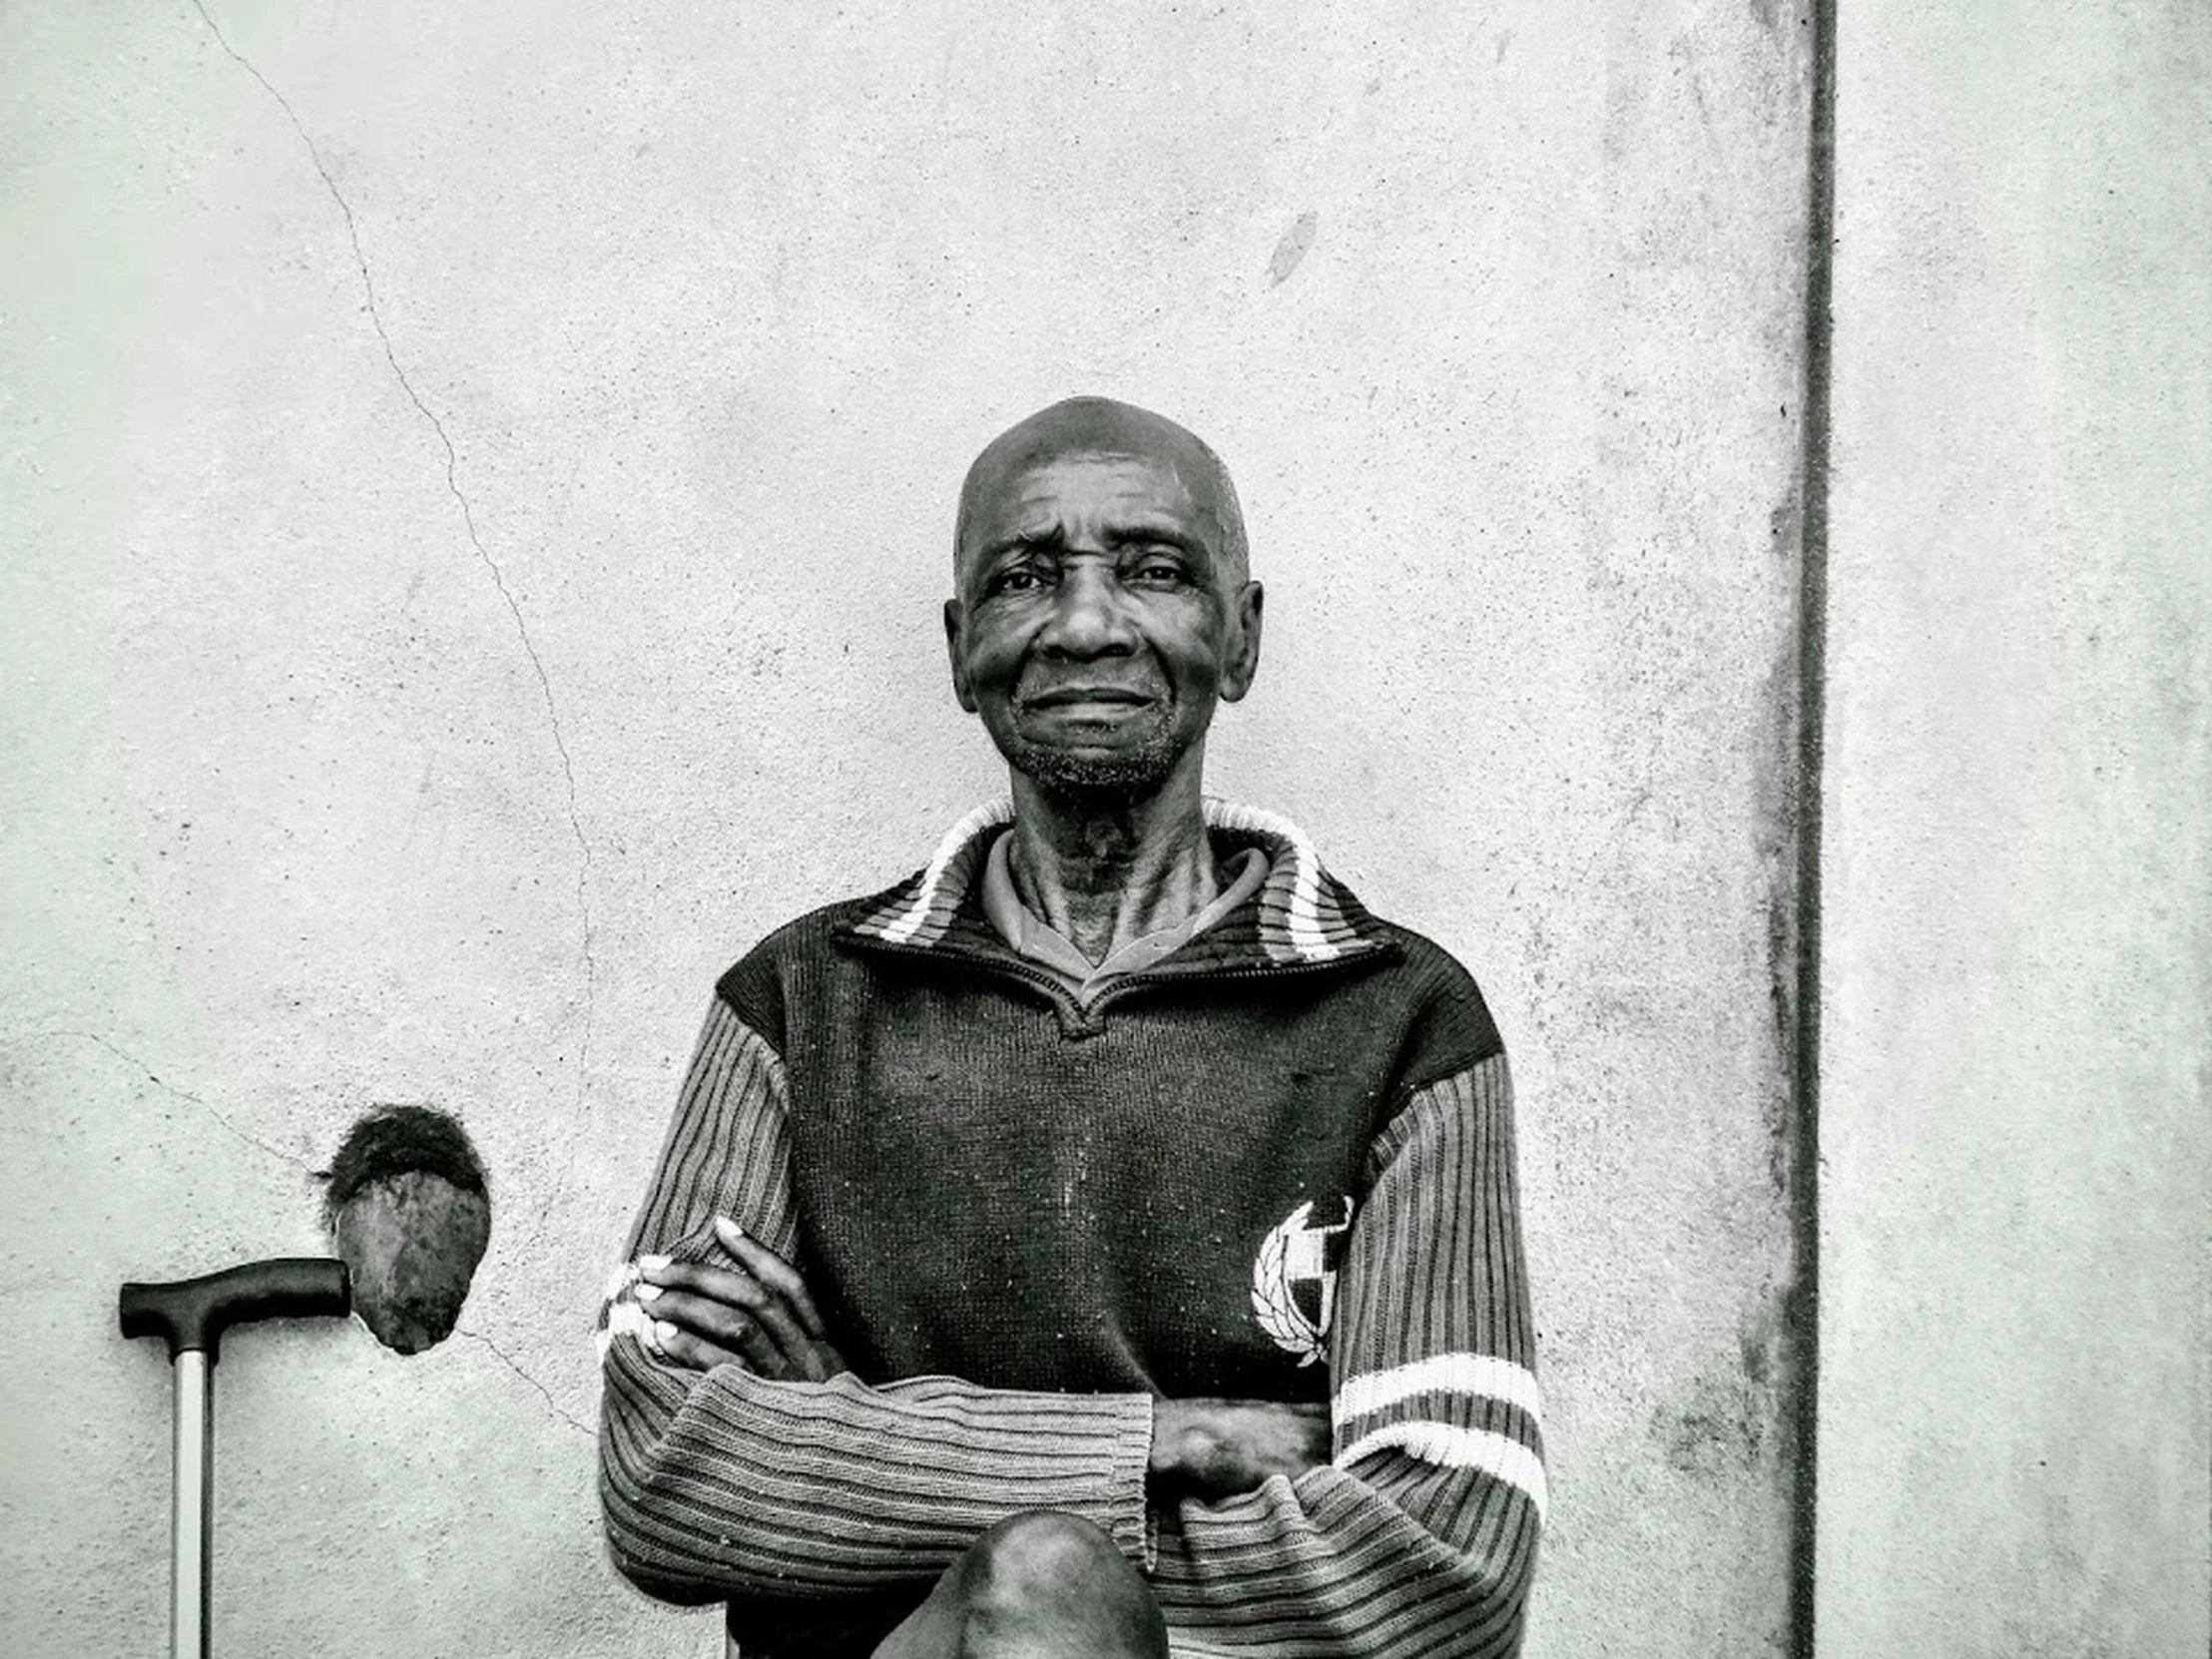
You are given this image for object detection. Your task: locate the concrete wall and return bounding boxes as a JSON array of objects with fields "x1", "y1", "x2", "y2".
[
  {"x1": 1818, "y1": 2, "x2": 2211, "y2": 1653},
  {"x1": 0, "y1": 2, "x2": 1814, "y2": 1653}
]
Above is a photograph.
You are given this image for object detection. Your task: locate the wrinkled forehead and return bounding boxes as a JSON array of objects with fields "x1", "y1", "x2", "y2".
[
  {"x1": 961, "y1": 428, "x2": 1230, "y2": 554},
  {"x1": 970, "y1": 447, "x2": 1218, "y2": 542}
]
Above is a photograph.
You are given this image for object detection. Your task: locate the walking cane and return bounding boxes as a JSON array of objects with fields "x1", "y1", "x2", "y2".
[{"x1": 119, "y1": 1259, "x2": 352, "y2": 1659}]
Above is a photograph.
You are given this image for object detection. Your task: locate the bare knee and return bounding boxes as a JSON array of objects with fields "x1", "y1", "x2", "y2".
[
  {"x1": 956, "y1": 1511, "x2": 1165, "y2": 1658},
  {"x1": 969, "y1": 1511, "x2": 1125, "y2": 1593}
]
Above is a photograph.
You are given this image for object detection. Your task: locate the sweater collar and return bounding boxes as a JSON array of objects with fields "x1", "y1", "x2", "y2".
[{"x1": 841, "y1": 798, "x2": 1394, "y2": 970}]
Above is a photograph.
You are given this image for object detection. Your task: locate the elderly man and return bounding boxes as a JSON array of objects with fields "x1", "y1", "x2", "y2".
[{"x1": 599, "y1": 397, "x2": 1543, "y2": 1658}]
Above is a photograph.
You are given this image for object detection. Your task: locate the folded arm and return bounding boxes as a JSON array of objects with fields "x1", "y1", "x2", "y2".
[
  {"x1": 598, "y1": 1000, "x2": 1154, "y2": 1603},
  {"x1": 1148, "y1": 1056, "x2": 1545, "y2": 1657}
]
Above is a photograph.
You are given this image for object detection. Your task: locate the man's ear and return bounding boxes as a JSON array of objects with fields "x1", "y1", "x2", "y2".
[
  {"x1": 1219, "y1": 580, "x2": 1265, "y2": 704},
  {"x1": 944, "y1": 598, "x2": 978, "y2": 712}
]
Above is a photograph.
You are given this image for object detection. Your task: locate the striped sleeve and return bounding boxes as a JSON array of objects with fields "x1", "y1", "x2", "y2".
[
  {"x1": 598, "y1": 996, "x2": 1155, "y2": 1604},
  {"x1": 1149, "y1": 1053, "x2": 1542, "y2": 1658}
]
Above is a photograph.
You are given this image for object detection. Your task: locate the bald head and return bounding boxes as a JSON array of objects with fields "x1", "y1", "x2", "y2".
[{"x1": 954, "y1": 397, "x2": 1249, "y2": 593}]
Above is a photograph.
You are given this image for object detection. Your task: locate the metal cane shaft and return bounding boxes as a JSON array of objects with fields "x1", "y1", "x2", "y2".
[
  {"x1": 173, "y1": 1351, "x2": 212, "y2": 1659},
  {"x1": 119, "y1": 1259, "x2": 351, "y2": 1658}
]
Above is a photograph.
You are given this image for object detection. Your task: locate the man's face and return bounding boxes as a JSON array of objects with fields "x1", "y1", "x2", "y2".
[{"x1": 945, "y1": 445, "x2": 1262, "y2": 800}]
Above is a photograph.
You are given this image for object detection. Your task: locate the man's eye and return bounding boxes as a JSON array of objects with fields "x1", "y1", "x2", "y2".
[
  {"x1": 1129, "y1": 560, "x2": 1187, "y2": 586},
  {"x1": 991, "y1": 568, "x2": 1048, "y2": 595}
]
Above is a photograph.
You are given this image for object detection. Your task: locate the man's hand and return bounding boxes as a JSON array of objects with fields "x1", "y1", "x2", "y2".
[
  {"x1": 635, "y1": 1216, "x2": 848, "y2": 1382},
  {"x1": 1148, "y1": 1398, "x2": 1333, "y2": 1503}
]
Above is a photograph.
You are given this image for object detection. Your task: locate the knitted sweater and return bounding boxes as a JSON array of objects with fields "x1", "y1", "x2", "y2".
[{"x1": 599, "y1": 802, "x2": 1544, "y2": 1658}]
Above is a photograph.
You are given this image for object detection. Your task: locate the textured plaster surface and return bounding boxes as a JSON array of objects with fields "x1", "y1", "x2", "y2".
[
  {"x1": 1, "y1": 1, "x2": 1812, "y2": 1653},
  {"x1": 1820, "y1": 2, "x2": 2212, "y2": 1653}
]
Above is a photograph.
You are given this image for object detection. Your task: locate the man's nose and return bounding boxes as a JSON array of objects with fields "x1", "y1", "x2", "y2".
[{"x1": 1039, "y1": 562, "x2": 1137, "y2": 658}]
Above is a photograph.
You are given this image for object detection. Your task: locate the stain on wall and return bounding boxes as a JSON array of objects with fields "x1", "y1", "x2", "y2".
[
  {"x1": 0, "y1": 1, "x2": 1816, "y2": 1654},
  {"x1": 1266, "y1": 213, "x2": 1320, "y2": 287},
  {"x1": 324, "y1": 1105, "x2": 493, "y2": 1355}
]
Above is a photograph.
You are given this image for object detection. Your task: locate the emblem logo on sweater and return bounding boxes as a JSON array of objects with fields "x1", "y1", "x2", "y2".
[{"x1": 1250, "y1": 1197, "x2": 1355, "y2": 1366}]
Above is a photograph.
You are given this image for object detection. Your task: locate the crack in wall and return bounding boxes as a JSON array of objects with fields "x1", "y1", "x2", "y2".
[
  {"x1": 40, "y1": 1028, "x2": 314, "y2": 1175},
  {"x1": 453, "y1": 1325, "x2": 596, "y2": 1435},
  {"x1": 187, "y1": 0, "x2": 598, "y2": 1122}
]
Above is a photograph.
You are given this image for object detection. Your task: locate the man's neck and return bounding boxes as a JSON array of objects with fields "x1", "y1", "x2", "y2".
[{"x1": 1005, "y1": 763, "x2": 1218, "y2": 965}]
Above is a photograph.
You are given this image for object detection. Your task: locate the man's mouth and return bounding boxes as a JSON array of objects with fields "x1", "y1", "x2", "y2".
[{"x1": 1019, "y1": 685, "x2": 1159, "y2": 711}]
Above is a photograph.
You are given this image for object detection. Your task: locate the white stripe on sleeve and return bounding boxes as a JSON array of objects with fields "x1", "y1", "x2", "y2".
[
  {"x1": 1335, "y1": 1353, "x2": 1544, "y2": 1426},
  {"x1": 1334, "y1": 1421, "x2": 1549, "y2": 1519}
]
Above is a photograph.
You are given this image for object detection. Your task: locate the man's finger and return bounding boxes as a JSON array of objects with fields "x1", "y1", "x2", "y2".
[
  {"x1": 645, "y1": 1287, "x2": 785, "y2": 1376},
  {"x1": 643, "y1": 1258, "x2": 772, "y2": 1313},
  {"x1": 715, "y1": 1216, "x2": 829, "y2": 1340},
  {"x1": 643, "y1": 1260, "x2": 814, "y2": 1374},
  {"x1": 725, "y1": 1273, "x2": 815, "y2": 1367},
  {"x1": 652, "y1": 1320, "x2": 747, "y2": 1375}
]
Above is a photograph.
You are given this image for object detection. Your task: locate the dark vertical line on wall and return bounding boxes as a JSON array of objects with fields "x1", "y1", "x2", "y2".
[{"x1": 1791, "y1": 0, "x2": 1838, "y2": 1655}]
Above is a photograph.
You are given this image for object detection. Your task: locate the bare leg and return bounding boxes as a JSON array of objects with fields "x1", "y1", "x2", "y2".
[{"x1": 871, "y1": 1511, "x2": 1169, "y2": 1659}]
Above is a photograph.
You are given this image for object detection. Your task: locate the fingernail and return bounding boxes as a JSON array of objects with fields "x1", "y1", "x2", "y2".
[
  {"x1": 714, "y1": 1215, "x2": 746, "y2": 1241},
  {"x1": 638, "y1": 1254, "x2": 672, "y2": 1273},
  {"x1": 634, "y1": 1283, "x2": 663, "y2": 1302},
  {"x1": 655, "y1": 1321, "x2": 678, "y2": 1345}
]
